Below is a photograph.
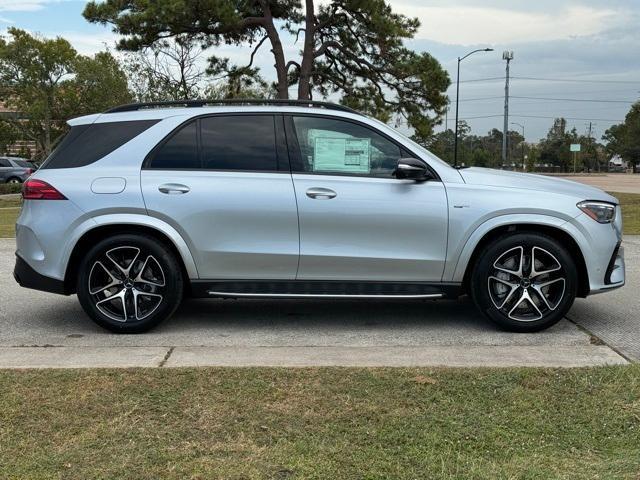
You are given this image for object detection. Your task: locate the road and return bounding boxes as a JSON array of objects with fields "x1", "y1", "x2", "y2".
[
  {"x1": 0, "y1": 237, "x2": 636, "y2": 368},
  {"x1": 558, "y1": 173, "x2": 640, "y2": 194}
]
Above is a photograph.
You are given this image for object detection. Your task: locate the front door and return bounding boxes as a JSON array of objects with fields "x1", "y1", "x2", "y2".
[
  {"x1": 287, "y1": 115, "x2": 448, "y2": 282},
  {"x1": 141, "y1": 114, "x2": 299, "y2": 280}
]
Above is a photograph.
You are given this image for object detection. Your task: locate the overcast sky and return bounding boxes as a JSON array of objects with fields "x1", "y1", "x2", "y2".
[{"x1": 1, "y1": 0, "x2": 638, "y2": 141}]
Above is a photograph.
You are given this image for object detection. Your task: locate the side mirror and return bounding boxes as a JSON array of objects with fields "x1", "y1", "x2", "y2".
[{"x1": 394, "y1": 158, "x2": 432, "y2": 181}]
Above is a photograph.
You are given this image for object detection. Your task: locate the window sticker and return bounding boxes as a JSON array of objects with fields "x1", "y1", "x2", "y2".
[{"x1": 312, "y1": 137, "x2": 371, "y2": 173}]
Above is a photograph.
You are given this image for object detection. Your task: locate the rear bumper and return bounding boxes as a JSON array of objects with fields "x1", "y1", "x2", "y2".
[{"x1": 13, "y1": 254, "x2": 69, "y2": 295}]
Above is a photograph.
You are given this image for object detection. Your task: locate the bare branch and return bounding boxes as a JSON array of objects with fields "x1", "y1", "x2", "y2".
[{"x1": 248, "y1": 35, "x2": 268, "y2": 68}]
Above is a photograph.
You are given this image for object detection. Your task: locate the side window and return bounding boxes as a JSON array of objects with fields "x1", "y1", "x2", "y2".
[
  {"x1": 201, "y1": 115, "x2": 277, "y2": 171},
  {"x1": 41, "y1": 121, "x2": 158, "y2": 169},
  {"x1": 291, "y1": 116, "x2": 402, "y2": 177},
  {"x1": 0, "y1": 159, "x2": 10, "y2": 167},
  {"x1": 149, "y1": 120, "x2": 199, "y2": 169}
]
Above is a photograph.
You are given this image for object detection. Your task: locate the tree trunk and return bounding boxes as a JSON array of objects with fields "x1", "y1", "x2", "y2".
[
  {"x1": 261, "y1": 2, "x2": 289, "y2": 99},
  {"x1": 297, "y1": 0, "x2": 315, "y2": 100}
]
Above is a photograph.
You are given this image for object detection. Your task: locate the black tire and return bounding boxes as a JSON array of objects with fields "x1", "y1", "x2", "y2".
[
  {"x1": 6, "y1": 177, "x2": 21, "y2": 184},
  {"x1": 470, "y1": 232, "x2": 577, "y2": 332},
  {"x1": 77, "y1": 234, "x2": 183, "y2": 333}
]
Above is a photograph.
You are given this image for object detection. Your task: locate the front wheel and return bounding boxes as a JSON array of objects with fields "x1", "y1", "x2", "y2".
[
  {"x1": 470, "y1": 232, "x2": 577, "y2": 332},
  {"x1": 77, "y1": 234, "x2": 183, "y2": 333}
]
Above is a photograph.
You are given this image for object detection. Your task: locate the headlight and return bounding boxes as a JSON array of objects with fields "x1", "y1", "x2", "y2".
[{"x1": 577, "y1": 201, "x2": 616, "y2": 223}]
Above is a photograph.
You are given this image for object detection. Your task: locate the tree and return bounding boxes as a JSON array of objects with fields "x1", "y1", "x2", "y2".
[
  {"x1": 0, "y1": 28, "x2": 131, "y2": 158},
  {"x1": 603, "y1": 102, "x2": 640, "y2": 173},
  {"x1": 63, "y1": 51, "x2": 132, "y2": 115},
  {"x1": 83, "y1": 0, "x2": 450, "y2": 139},
  {"x1": 0, "y1": 122, "x2": 19, "y2": 156},
  {"x1": 0, "y1": 28, "x2": 77, "y2": 156},
  {"x1": 539, "y1": 118, "x2": 577, "y2": 172},
  {"x1": 125, "y1": 36, "x2": 208, "y2": 101}
]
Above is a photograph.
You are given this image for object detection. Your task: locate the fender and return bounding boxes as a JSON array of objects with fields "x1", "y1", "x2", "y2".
[
  {"x1": 446, "y1": 213, "x2": 585, "y2": 283},
  {"x1": 62, "y1": 213, "x2": 199, "y2": 279}
]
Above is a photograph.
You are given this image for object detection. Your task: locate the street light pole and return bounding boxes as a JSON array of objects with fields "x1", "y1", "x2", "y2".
[
  {"x1": 511, "y1": 122, "x2": 525, "y2": 171},
  {"x1": 454, "y1": 48, "x2": 494, "y2": 168}
]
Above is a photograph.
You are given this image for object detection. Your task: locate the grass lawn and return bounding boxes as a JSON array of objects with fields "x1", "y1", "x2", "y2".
[
  {"x1": 1, "y1": 366, "x2": 639, "y2": 479},
  {"x1": 610, "y1": 192, "x2": 640, "y2": 235}
]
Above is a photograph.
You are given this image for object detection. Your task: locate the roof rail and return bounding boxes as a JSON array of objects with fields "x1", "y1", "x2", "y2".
[{"x1": 105, "y1": 99, "x2": 359, "y2": 115}]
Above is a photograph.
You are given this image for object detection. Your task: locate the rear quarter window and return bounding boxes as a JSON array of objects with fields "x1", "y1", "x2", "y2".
[{"x1": 41, "y1": 120, "x2": 159, "y2": 169}]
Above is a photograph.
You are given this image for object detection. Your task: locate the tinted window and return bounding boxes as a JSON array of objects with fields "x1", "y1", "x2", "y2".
[
  {"x1": 292, "y1": 116, "x2": 401, "y2": 177},
  {"x1": 41, "y1": 120, "x2": 159, "y2": 169},
  {"x1": 201, "y1": 115, "x2": 277, "y2": 171},
  {"x1": 0, "y1": 159, "x2": 10, "y2": 167},
  {"x1": 149, "y1": 121, "x2": 199, "y2": 169}
]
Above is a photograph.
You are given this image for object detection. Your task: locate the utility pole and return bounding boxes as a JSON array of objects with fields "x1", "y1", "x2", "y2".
[{"x1": 502, "y1": 51, "x2": 514, "y2": 166}]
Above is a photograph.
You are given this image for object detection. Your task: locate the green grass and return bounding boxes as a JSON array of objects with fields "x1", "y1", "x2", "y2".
[
  {"x1": 610, "y1": 192, "x2": 640, "y2": 235},
  {"x1": 1, "y1": 366, "x2": 639, "y2": 479},
  {"x1": 0, "y1": 183, "x2": 22, "y2": 195},
  {"x1": 0, "y1": 206, "x2": 19, "y2": 237}
]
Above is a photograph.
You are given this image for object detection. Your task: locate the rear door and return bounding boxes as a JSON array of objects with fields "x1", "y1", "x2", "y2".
[{"x1": 141, "y1": 114, "x2": 299, "y2": 280}]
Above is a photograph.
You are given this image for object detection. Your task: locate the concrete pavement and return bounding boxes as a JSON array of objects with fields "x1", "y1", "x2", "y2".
[{"x1": 0, "y1": 237, "x2": 635, "y2": 368}]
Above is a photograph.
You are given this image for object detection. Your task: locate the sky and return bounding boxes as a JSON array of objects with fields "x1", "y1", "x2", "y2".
[{"x1": 0, "y1": 0, "x2": 639, "y2": 142}]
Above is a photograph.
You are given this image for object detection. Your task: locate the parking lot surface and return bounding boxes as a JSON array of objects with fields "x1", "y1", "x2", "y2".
[{"x1": 0, "y1": 238, "x2": 635, "y2": 368}]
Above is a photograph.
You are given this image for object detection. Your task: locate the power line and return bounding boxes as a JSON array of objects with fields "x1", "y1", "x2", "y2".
[
  {"x1": 444, "y1": 114, "x2": 624, "y2": 122},
  {"x1": 512, "y1": 114, "x2": 625, "y2": 122},
  {"x1": 453, "y1": 77, "x2": 504, "y2": 84},
  {"x1": 451, "y1": 95, "x2": 637, "y2": 104},
  {"x1": 512, "y1": 76, "x2": 639, "y2": 85},
  {"x1": 450, "y1": 76, "x2": 639, "y2": 85},
  {"x1": 511, "y1": 96, "x2": 637, "y2": 104}
]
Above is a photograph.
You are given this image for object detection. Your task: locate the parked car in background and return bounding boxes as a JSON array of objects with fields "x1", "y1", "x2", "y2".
[
  {"x1": 13, "y1": 100, "x2": 625, "y2": 334},
  {"x1": 0, "y1": 157, "x2": 37, "y2": 183}
]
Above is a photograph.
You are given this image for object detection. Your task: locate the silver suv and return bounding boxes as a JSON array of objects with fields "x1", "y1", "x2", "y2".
[{"x1": 13, "y1": 100, "x2": 625, "y2": 333}]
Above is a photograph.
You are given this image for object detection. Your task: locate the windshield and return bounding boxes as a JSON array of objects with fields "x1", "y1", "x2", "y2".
[{"x1": 13, "y1": 159, "x2": 34, "y2": 168}]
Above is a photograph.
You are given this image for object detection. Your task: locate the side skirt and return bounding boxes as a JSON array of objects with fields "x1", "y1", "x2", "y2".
[{"x1": 189, "y1": 280, "x2": 463, "y2": 300}]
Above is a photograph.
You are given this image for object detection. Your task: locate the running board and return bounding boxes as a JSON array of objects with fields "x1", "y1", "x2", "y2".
[
  {"x1": 189, "y1": 280, "x2": 462, "y2": 299},
  {"x1": 206, "y1": 291, "x2": 445, "y2": 299}
]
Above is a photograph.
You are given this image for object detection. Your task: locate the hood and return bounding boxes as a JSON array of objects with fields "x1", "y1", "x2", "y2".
[{"x1": 458, "y1": 167, "x2": 618, "y2": 203}]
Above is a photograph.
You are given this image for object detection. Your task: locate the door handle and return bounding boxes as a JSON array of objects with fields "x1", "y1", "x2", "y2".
[
  {"x1": 158, "y1": 183, "x2": 190, "y2": 195},
  {"x1": 306, "y1": 187, "x2": 337, "y2": 199}
]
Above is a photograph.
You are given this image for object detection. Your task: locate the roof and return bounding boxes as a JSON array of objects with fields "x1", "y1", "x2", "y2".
[
  {"x1": 68, "y1": 100, "x2": 365, "y2": 126},
  {"x1": 105, "y1": 99, "x2": 358, "y2": 114}
]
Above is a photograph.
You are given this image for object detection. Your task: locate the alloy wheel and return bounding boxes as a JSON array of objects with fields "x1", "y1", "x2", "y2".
[
  {"x1": 88, "y1": 246, "x2": 166, "y2": 322},
  {"x1": 487, "y1": 246, "x2": 566, "y2": 322}
]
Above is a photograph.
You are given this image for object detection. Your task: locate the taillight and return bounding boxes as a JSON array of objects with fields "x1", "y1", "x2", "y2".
[
  {"x1": 25, "y1": 168, "x2": 33, "y2": 175},
  {"x1": 22, "y1": 179, "x2": 67, "y2": 200}
]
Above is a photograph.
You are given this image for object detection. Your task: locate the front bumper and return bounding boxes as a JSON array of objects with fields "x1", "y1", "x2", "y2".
[
  {"x1": 605, "y1": 242, "x2": 625, "y2": 285},
  {"x1": 13, "y1": 254, "x2": 69, "y2": 295}
]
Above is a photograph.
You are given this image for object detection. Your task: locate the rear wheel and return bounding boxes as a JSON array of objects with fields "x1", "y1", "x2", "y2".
[
  {"x1": 6, "y1": 177, "x2": 21, "y2": 184},
  {"x1": 77, "y1": 234, "x2": 183, "y2": 333},
  {"x1": 470, "y1": 232, "x2": 577, "y2": 332}
]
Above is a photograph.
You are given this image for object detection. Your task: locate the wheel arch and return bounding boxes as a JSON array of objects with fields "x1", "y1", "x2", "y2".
[
  {"x1": 456, "y1": 222, "x2": 590, "y2": 298},
  {"x1": 64, "y1": 221, "x2": 197, "y2": 294}
]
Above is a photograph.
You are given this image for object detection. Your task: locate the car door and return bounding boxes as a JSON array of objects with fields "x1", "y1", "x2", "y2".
[
  {"x1": 287, "y1": 114, "x2": 448, "y2": 282},
  {"x1": 141, "y1": 114, "x2": 299, "y2": 280}
]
